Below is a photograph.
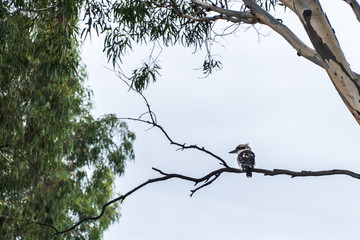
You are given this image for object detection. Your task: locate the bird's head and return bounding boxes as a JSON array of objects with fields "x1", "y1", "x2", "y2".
[{"x1": 229, "y1": 143, "x2": 251, "y2": 154}]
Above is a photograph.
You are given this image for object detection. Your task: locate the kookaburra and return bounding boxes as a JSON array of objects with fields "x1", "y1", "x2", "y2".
[{"x1": 229, "y1": 143, "x2": 255, "y2": 178}]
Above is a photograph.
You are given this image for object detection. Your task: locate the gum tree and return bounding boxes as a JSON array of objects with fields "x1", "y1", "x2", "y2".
[{"x1": 0, "y1": 1, "x2": 135, "y2": 239}]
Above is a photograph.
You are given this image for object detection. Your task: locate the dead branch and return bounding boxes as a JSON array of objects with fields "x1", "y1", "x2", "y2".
[
  {"x1": 254, "y1": 168, "x2": 360, "y2": 179},
  {"x1": 119, "y1": 117, "x2": 231, "y2": 168},
  {"x1": 44, "y1": 167, "x2": 239, "y2": 235},
  {"x1": 40, "y1": 166, "x2": 360, "y2": 235}
]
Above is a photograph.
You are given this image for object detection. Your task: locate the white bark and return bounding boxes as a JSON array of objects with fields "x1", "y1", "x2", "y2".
[
  {"x1": 289, "y1": 0, "x2": 360, "y2": 124},
  {"x1": 343, "y1": 0, "x2": 360, "y2": 23},
  {"x1": 191, "y1": 0, "x2": 257, "y2": 23},
  {"x1": 243, "y1": 0, "x2": 325, "y2": 68}
]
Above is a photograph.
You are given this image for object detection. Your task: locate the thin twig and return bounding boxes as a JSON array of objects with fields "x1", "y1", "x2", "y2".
[
  {"x1": 118, "y1": 117, "x2": 230, "y2": 168},
  {"x1": 190, "y1": 172, "x2": 221, "y2": 197}
]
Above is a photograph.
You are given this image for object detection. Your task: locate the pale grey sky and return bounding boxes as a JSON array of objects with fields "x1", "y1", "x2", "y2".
[{"x1": 81, "y1": 2, "x2": 360, "y2": 239}]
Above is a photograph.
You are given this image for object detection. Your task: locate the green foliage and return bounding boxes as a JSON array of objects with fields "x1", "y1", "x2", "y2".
[
  {"x1": 129, "y1": 63, "x2": 161, "y2": 92},
  {"x1": 256, "y1": 0, "x2": 282, "y2": 11},
  {"x1": 80, "y1": 0, "x2": 284, "y2": 91},
  {"x1": 0, "y1": 0, "x2": 134, "y2": 239},
  {"x1": 83, "y1": 0, "x2": 211, "y2": 60},
  {"x1": 202, "y1": 58, "x2": 223, "y2": 76},
  {"x1": 82, "y1": 0, "x2": 214, "y2": 91}
]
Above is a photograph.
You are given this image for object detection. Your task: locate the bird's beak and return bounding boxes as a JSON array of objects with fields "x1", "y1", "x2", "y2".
[{"x1": 229, "y1": 149, "x2": 237, "y2": 154}]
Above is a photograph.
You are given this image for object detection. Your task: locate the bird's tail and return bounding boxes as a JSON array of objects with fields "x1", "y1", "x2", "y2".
[{"x1": 245, "y1": 166, "x2": 252, "y2": 178}]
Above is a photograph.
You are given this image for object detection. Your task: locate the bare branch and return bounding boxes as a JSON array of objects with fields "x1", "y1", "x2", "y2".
[
  {"x1": 136, "y1": 89, "x2": 157, "y2": 124},
  {"x1": 190, "y1": 172, "x2": 221, "y2": 197},
  {"x1": 119, "y1": 117, "x2": 230, "y2": 168},
  {"x1": 181, "y1": 0, "x2": 258, "y2": 24},
  {"x1": 191, "y1": 0, "x2": 257, "y2": 23},
  {"x1": 181, "y1": 14, "x2": 245, "y2": 23},
  {"x1": 40, "y1": 166, "x2": 360, "y2": 235},
  {"x1": 254, "y1": 168, "x2": 360, "y2": 179},
  {"x1": 343, "y1": 0, "x2": 360, "y2": 23},
  {"x1": 46, "y1": 166, "x2": 239, "y2": 235}
]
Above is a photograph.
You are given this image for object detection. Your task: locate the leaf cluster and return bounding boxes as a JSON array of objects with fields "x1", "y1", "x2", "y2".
[
  {"x1": 82, "y1": 0, "x2": 213, "y2": 91},
  {"x1": 256, "y1": 0, "x2": 282, "y2": 11}
]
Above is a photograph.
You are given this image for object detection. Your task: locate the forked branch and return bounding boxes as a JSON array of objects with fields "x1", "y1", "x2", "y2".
[
  {"x1": 41, "y1": 165, "x2": 360, "y2": 235},
  {"x1": 119, "y1": 116, "x2": 230, "y2": 168}
]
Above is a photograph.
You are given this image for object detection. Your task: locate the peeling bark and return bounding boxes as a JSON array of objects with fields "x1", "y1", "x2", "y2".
[
  {"x1": 291, "y1": 0, "x2": 360, "y2": 124},
  {"x1": 243, "y1": 0, "x2": 325, "y2": 68}
]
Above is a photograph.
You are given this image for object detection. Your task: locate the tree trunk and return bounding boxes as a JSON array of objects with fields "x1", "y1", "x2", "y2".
[{"x1": 291, "y1": 0, "x2": 360, "y2": 124}]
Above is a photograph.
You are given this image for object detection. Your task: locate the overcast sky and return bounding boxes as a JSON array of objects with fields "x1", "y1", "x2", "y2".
[{"x1": 81, "y1": 2, "x2": 360, "y2": 239}]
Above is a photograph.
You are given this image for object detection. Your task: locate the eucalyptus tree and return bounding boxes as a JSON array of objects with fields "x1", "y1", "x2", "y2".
[{"x1": 0, "y1": 1, "x2": 134, "y2": 239}]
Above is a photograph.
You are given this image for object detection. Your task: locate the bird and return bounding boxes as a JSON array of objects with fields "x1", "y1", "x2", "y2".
[{"x1": 229, "y1": 143, "x2": 255, "y2": 178}]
